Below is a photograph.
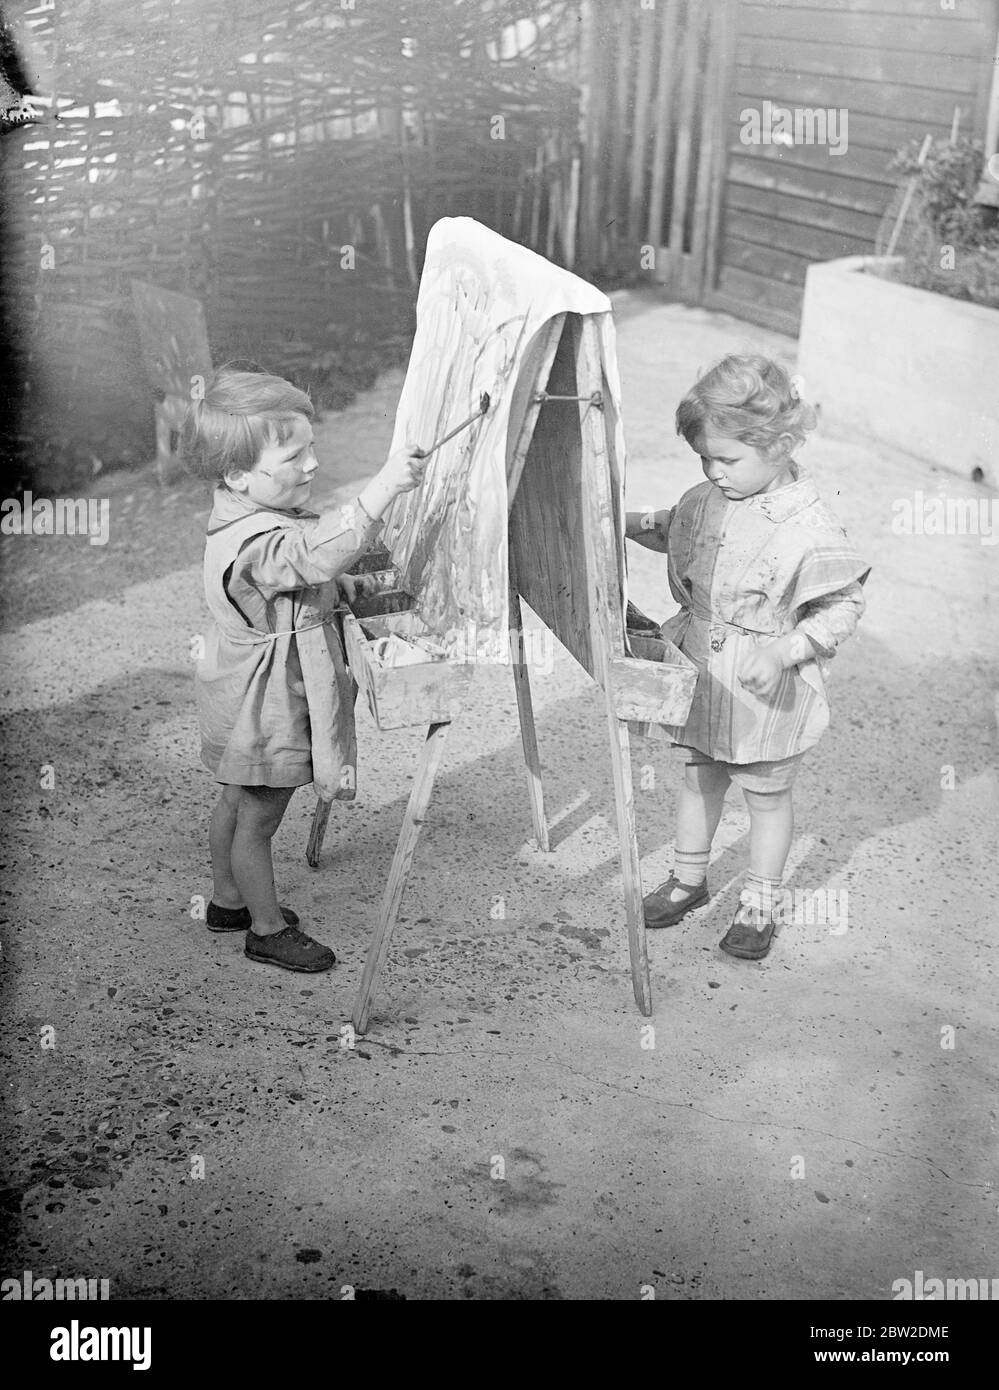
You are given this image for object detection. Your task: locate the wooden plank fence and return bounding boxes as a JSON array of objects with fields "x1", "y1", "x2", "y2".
[
  {"x1": 576, "y1": 0, "x2": 737, "y2": 301},
  {"x1": 709, "y1": 0, "x2": 999, "y2": 332},
  {"x1": 575, "y1": 0, "x2": 998, "y2": 332}
]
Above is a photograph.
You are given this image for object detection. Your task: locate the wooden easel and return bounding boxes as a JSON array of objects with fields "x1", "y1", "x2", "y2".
[{"x1": 308, "y1": 311, "x2": 696, "y2": 1034}]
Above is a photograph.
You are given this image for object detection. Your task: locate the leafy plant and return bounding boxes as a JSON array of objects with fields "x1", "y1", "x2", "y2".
[{"x1": 885, "y1": 136, "x2": 999, "y2": 308}]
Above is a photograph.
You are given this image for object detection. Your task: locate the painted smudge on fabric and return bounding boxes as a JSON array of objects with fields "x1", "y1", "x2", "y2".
[{"x1": 659, "y1": 467, "x2": 870, "y2": 762}]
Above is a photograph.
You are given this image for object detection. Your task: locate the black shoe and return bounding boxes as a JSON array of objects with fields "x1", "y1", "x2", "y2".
[
  {"x1": 244, "y1": 925, "x2": 336, "y2": 973},
  {"x1": 643, "y1": 874, "x2": 709, "y2": 928},
  {"x1": 719, "y1": 901, "x2": 776, "y2": 959},
  {"x1": 207, "y1": 901, "x2": 300, "y2": 933}
]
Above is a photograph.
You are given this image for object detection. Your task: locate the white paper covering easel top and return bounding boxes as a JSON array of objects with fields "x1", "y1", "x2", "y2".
[{"x1": 380, "y1": 216, "x2": 631, "y2": 663}]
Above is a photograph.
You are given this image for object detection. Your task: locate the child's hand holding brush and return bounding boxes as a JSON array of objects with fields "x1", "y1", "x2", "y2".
[{"x1": 356, "y1": 391, "x2": 490, "y2": 521}]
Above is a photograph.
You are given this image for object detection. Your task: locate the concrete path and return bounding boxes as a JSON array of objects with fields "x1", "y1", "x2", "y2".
[{"x1": 1, "y1": 296, "x2": 995, "y2": 1300}]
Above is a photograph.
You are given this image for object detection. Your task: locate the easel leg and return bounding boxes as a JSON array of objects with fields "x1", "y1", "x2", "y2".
[
  {"x1": 306, "y1": 798, "x2": 332, "y2": 868},
  {"x1": 607, "y1": 715, "x2": 653, "y2": 1015},
  {"x1": 508, "y1": 570, "x2": 550, "y2": 852},
  {"x1": 569, "y1": 314, "x2": 654, "y2": 1017},
  {"x1": 352, "y1": 721, "x2": 450, "y2": 1034}
]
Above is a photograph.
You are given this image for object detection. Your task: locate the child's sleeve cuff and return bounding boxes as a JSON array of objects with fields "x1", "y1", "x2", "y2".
[
  {"x1": 795, "y1": 581, "x2": 866, "y2": 657},
  {"x1": 309, "y1": 498, "x2": 383, "y2": 550}
]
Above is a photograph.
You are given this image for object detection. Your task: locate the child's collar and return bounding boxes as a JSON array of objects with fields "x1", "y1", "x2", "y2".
[
  {"x1": 741, "y1": 463, "x2": 820, "y2": 523},
  {"x1": 215, "y1": 482, "x2": 318, "y2": 522}
]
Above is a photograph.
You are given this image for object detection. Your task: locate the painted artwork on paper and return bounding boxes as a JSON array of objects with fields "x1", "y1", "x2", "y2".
[{"x1": 380, "y1": 216, "x2": 626, "y2": 661}]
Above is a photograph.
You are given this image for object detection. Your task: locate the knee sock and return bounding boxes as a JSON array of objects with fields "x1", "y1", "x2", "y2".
[
  {"x1": 740, "y1": 869, "x2": 782, "y2": 915},
  {"x1": 674, "y1": 847, "x2": 710, "y2": 888}
]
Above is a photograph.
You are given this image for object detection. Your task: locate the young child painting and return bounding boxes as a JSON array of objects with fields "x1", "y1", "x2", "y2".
[{"x1": 183, "y1": 364, "x2": 425, "y2": 974}]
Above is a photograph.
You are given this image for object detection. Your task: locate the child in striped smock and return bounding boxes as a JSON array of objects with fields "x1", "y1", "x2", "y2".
[{"x1": 626, "y1": 355, "x2": 869, "y2": 960}]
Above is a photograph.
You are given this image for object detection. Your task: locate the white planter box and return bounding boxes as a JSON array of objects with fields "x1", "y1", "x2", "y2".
[{"x1": 797, "y1": 255, "x2": 998, "y2": 489}]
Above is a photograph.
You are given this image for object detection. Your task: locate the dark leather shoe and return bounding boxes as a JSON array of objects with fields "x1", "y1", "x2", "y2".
[
  {"x1": 207, "y1": 902, "x2": 299, "y2": 932},
  {"x1": 643, "y1": 874, "x2": 709, "y2": 928},
  {"x1": 245, "y1": 925, "x2": 336, "y2": 973},
  {"x1": 719, "y1": 901, "x2": 776, "y2": 959}
]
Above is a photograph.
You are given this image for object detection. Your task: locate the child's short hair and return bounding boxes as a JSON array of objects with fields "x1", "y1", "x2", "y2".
[
  {"x1": 182, "y1": 363, "x2": 314, "y2": 482},
  {"x1": 675, "y1": 354, "x2": 816, "y2": 460}
]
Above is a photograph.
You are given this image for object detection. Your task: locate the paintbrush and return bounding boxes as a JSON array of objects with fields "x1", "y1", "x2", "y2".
[{"x1": 415, "y1": 392, "x2": 490, "y2": 459}]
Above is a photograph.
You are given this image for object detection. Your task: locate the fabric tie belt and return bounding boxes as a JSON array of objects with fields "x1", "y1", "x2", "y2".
[
  {"x1": 222, "y1": 609, "x2": 342, "y2": 646},
  {"x1": 678, "y1": 602, "x2": 780, "y2": 640}
]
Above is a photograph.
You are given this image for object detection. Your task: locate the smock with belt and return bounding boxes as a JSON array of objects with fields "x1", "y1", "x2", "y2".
[
  {"x1": 658, "y1": 465, "x2": 870, "y2": 764},
  {"x1": 196, "y1": 485, "x2": 383, "y2": 798}
]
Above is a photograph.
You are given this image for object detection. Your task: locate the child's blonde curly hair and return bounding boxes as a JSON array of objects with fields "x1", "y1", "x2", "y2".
[{"x1": 675, "y1": 354, "x2": 817, "y2": 461}]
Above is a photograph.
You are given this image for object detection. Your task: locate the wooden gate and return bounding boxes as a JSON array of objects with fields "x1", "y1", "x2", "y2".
[{"x1": 576, "y1": 0, "x2": 736, "y2": 302}]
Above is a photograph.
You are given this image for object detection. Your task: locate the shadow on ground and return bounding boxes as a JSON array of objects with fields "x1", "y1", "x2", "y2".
[{"x1": 0, "y1": 617, "x2": 994, "y2": 1297}]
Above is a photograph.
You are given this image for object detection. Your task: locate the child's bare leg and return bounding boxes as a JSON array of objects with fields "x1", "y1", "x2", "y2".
[
  {"x1": 230, "y1": 785, "x2": 296, "y2": 935},
  {"x1": 742, "y1": 787, "x2": 794, "y2": 916},
  {"x1": 677, "y1": 761, "x2": 731, "y2": 857},
  {"x1": 668, "y1": 760, "x2": 731, "y2": 900},
  {"x1": 744, "y1": 787, "x2": 794, "y2": 880},
  {"x1": 209, "y1": 783, "x2": 245, "y2": 908}
]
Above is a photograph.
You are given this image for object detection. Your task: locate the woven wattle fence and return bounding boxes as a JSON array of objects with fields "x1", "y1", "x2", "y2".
[{"x1": 1, "y1": 0, "x2": 581, "y2": 490}]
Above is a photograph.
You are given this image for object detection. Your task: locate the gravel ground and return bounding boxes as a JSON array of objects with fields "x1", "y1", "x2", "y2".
[{"x1": 1, "y1": 291, "x2": 996, "y2": 1301}]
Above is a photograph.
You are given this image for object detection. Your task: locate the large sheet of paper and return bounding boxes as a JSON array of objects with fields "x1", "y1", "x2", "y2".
[{"x1": 381, "y1": 217, "x2": 628, "y2": 662}]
